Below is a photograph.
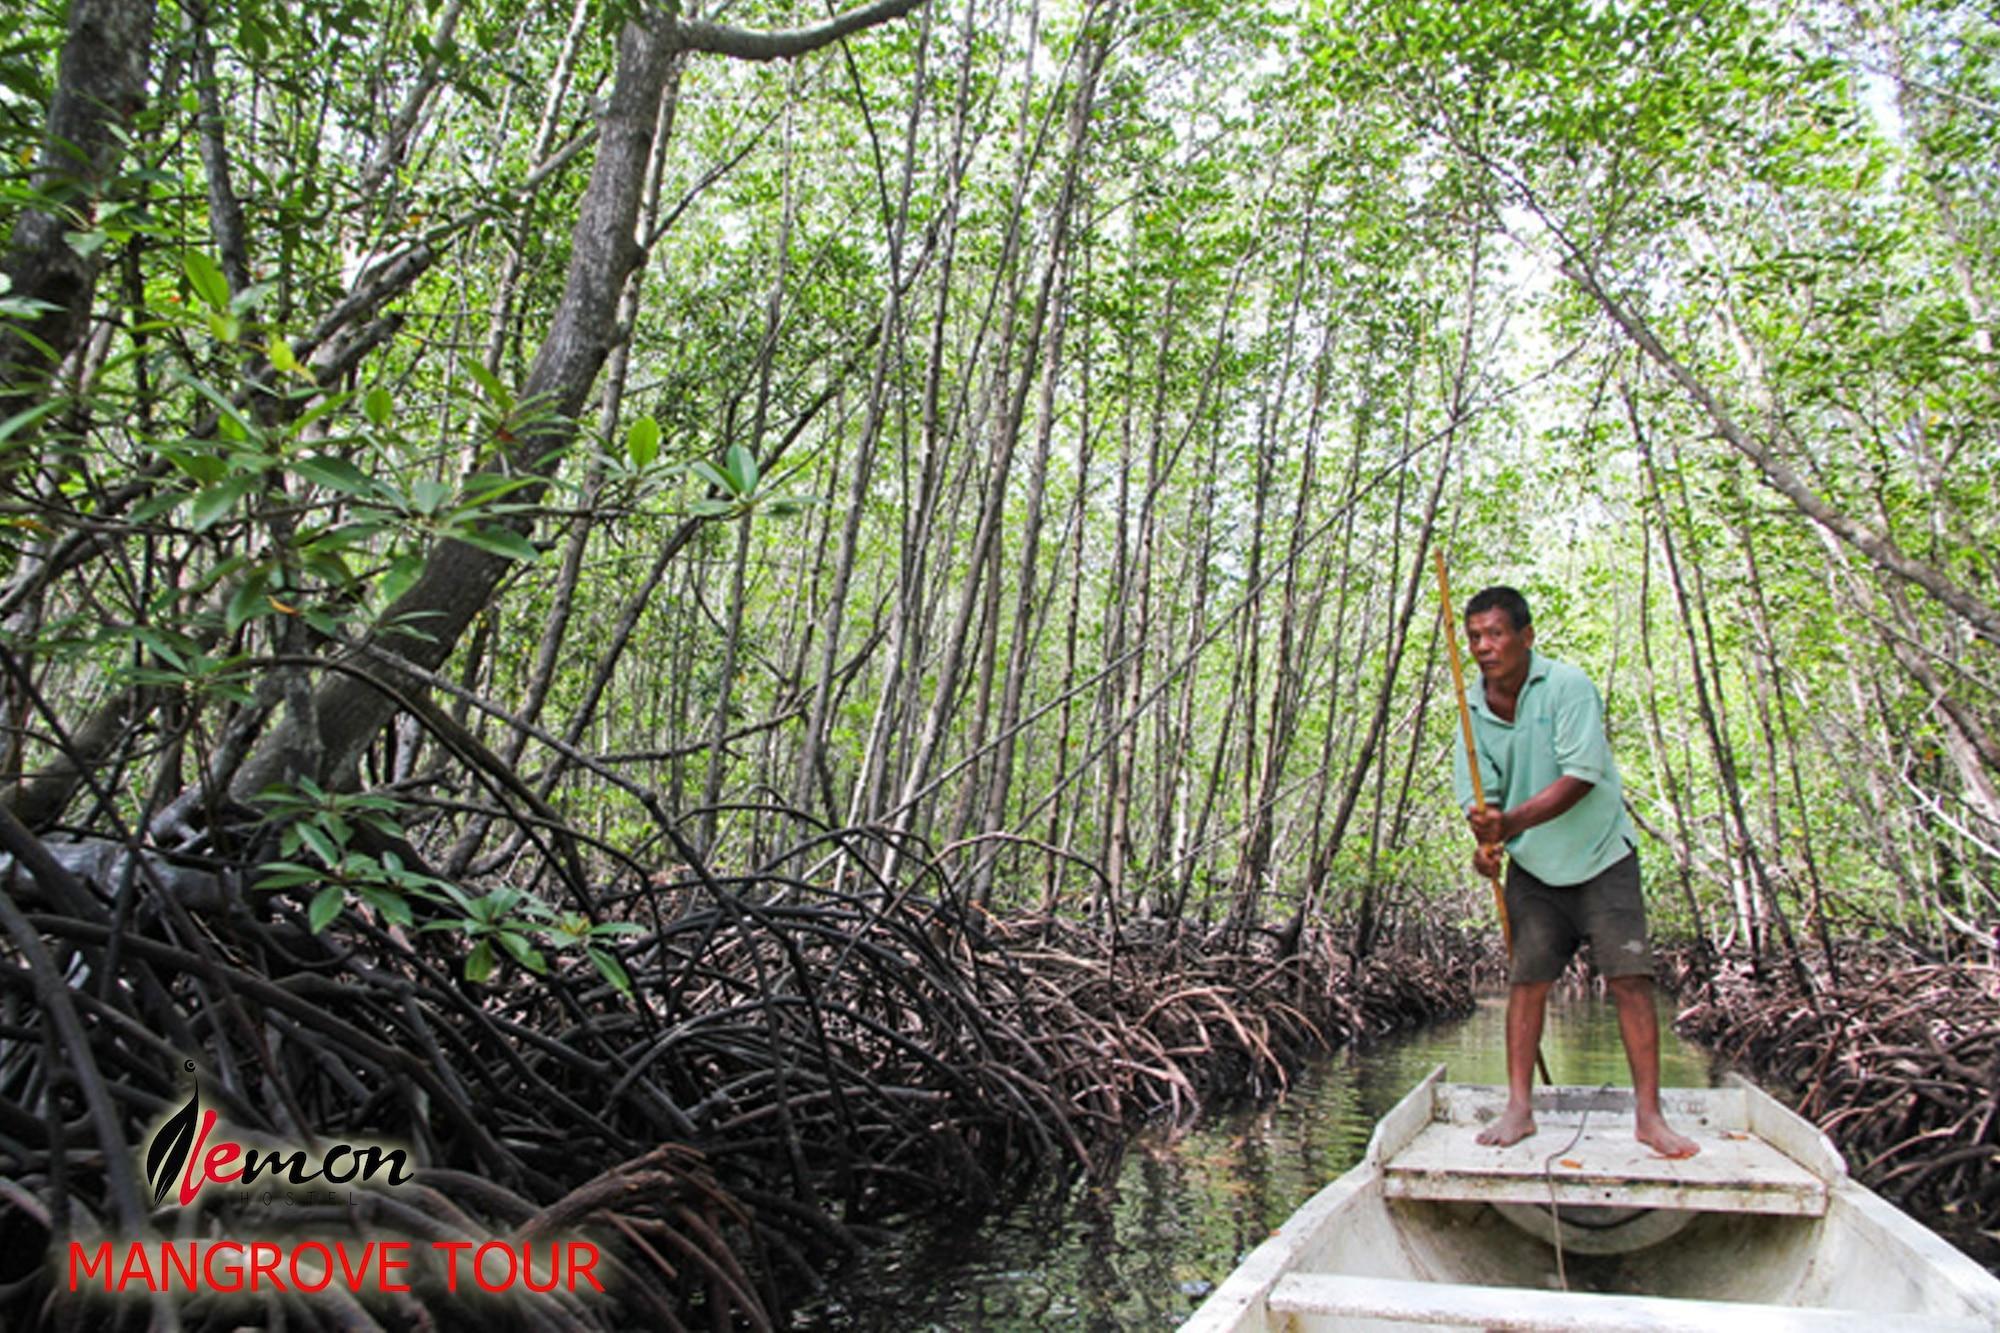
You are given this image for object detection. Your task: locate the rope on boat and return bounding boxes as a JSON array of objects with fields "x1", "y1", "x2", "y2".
[{"x1": 1540, "y1": 1083, "x2": 1612, "y2": 1291}]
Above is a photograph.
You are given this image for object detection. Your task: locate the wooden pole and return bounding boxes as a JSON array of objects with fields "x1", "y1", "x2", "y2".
[{"x1": 1435, "y1": 550, "x2": 1551, "y2": 1087}]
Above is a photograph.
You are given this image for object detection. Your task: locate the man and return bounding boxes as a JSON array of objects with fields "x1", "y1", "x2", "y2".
[{"x1": 1451, "y1": 586, "x2": 1697, "y2": 1158}]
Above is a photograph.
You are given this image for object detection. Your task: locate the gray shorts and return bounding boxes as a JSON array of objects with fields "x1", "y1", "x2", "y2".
[{"x1": 1505, "y1": 850, "x2": 1653, "y2": 984}]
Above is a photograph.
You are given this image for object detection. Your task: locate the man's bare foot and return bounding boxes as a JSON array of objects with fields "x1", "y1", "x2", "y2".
[
  {"x1": 1476, "y1": 1106, "x2": 1536, "y2": 1147},
  {"x1": 1636, "y1": 1113, "x2": 1699, "y2": 1159}
]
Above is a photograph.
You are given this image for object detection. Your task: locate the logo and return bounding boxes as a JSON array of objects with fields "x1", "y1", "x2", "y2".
[
  {"x1": 142, "y1": 1062, "x2": 414, "y2": 1208},
  {"x1": 68, "y1": 1060, "x2": 605, "y2": 1298}
]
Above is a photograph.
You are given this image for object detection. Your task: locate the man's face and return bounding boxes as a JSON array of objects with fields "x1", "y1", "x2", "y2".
[{"x1": 1465, "y1": 608, "x2": 1533, "y2": 686}]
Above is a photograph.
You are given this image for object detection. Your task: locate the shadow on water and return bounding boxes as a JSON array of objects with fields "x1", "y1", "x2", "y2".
[{"x1": 793, "y1": 989, "x2": 1719, "y2": 1330}]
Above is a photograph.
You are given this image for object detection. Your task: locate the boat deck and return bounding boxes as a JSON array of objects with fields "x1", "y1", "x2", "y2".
[{"x1": 1379, "y1": 1083, "x2": 1831, "y2": 1216}]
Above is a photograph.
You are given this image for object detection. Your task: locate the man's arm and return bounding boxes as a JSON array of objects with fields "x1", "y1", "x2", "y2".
[
  {"x1": 1469, "y1": 666, "x2": 1613, "y2": 846},
  {"x1": 1467, "y1": 775, "x2": 1594, "y2": 845}
]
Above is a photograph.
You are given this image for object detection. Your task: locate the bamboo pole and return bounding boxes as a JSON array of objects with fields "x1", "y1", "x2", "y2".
[{"x1": 1435, "y1": 550, "x2": 1551, "y2": 1087}]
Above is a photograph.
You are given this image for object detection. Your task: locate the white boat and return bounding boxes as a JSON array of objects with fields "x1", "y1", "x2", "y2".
[{"x1": 1183, "y1": 1065, "x2": 2000, "y2": 1331}]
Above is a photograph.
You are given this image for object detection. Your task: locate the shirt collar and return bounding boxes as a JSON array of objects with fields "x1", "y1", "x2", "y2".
[{"x1": 1470, "y1": 650, "x2": 1549, "y2": 718}]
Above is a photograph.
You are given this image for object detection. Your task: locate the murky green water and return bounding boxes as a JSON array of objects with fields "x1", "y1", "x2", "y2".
[{"x1": 795, "y1": 990, "x2": 1717, "y2": 1330}]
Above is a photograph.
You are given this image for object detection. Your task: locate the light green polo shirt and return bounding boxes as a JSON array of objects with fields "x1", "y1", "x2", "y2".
[{"x1": 1450, "y1": 650, "x2": 1636, "y2": 886}]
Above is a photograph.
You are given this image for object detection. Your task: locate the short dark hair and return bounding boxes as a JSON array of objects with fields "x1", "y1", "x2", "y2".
[{"x1": 1466, "y1": 585, "x2": 1532, "y2": 630}]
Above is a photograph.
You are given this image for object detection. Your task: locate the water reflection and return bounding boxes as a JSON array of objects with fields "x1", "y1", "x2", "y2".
[{"x1": 795, "y1": 992, "x2": 1717, "y2": 1330}]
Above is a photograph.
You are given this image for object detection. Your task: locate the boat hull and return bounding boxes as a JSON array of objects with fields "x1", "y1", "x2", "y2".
[{"x1": 1182, "y1": 1066, "x2": 2000, "y2": 1331}]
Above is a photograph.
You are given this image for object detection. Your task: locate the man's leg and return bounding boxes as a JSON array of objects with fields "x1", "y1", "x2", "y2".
[
  {"x1": 1477, "y1": 980, "x2": 1551, "y2": 1147},
  {"x1": 1479, "y1": 861, "x2": 1570, "y2": 1148},
  {"x1": 1581, "y1": 851, "x2": 1699, "y2": 1158},
  {"x1": 1606, "y1": 974, "x2": 1698, "y2": 1158}
]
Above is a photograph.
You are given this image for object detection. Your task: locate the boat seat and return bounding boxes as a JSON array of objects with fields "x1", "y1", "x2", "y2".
[
  {"x1": 1381, "y1": 1117, "x2": 1829, "y2": 1216},
  {"x1": 1265, "y1": 1272, "x2": 1991, "y2": 1332}
]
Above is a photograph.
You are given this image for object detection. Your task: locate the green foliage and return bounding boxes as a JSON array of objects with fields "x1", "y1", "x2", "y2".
[
  {"x1": 254, "y1": 779, "x2": 452, "y2": 931},
  {"x1": 255, "y1": 779, "x2": 640, "y2": 993},
  {"x1": 2, "y1": 0, "x2": 1990, "y2": 962},
  {"x1": 420, "y1": 884, "x2": 549, "y2": 984},
  {"x1": 417, "y1": 885, "x2": 643, "y2": 995}
]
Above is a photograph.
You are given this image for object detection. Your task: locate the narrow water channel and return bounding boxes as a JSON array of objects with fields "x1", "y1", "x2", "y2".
[{"x1": 795, "y1": 990, "x2": 1718, "y2": 1330}]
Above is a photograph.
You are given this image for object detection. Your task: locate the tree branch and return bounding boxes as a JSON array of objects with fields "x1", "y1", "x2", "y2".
[
  {"x1": 672, "y1": 0, "x2": 927, "y2": 62},
  {"x1": 1560, "y1": 256, "x2": 2000, "y2": 650}
]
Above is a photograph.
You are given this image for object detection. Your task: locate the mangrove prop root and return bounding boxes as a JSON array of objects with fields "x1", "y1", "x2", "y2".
[
  {"x1": 0, "y1": 818, "x2": 1474, "y2": 1329},
  {"x1": 1667, "y1": 942, "x2": 2000, "y2": 1273}
]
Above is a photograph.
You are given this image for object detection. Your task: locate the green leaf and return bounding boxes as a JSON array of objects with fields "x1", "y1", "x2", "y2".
[
  {"x1": 691, "y1": 460, "x2": 732, "y2": 493},
  {"x1": 189, "y1": 474, "x2": 257, "y2": 531},
  {"x1": 225, "y1": 569, "x2": 271, "y2": 634},
  {"x1": 497, "y1": 931, "x2": 546, "y2": 974},
  {"x1": 627, "y1": 415, "x2": 661, "y2": 469},
  {"x1": 360, "y1": 886, "x2": 414, "y2": 927},
  {"x1": 308, "y1": 885, "x2": 344, "y2": 933},
  {"x1": 291, "y1": 393, "x2": 355, "y2": 438},
  {"x1": 131, "y1": 626, "x2": 194, "y2": 670},
  {"x1": 291, "y1": 454, "x2": 375, "y2": 497},
  {"x1": 177, "y1": 371, "x2": 261, "y2": 443},
  {"x1": 305, "y1": 522, "x2": 383, "y2": 562},
  {"x1": 458, "y1": 355, "x2": 513, "y2": 413},
  {"x1": 267, "y1": 333, "x2": 304, "y2": 376},
  {"x1": 0, "y1": 398, "x2": 65, "y2": 450},
  {"x1": 233, "y1": 281, "x2": 278, "y2": 315},
  {"x1": 589, "y1": 946, "x2": 633, "y2": 996},
  {"x1": 380, "y1": 551, "x2": 424, "y2": 605},
  {"x1": 254, "y1": 862, "x2": 323, "y2": 890},
  {"x1": 162, "y1": 447, "x2": 227, "y2": 486},
  {"x1": 130, "y1": 491, "x2": 185, "y2": 524},
  {"x1": 410, "y1": 477, "x2": 451, "y2": 515},
  {"x1": 724, "y1": 444, "x2": 759, "y2": 496},
  {"x1": 0, "y1": 292, "x2": 59, "y2": 322},
  {"x1": 302, "y1": 607, "x2": 346, "y2": 638},
  {"x1": 363, "y1": 387, "x2": 393, "y2": 428},
  {"x1": 184, "y1": 251, "x2": 231, "y2": 313},
  {"x1": 0, "y1": 64, "x2": 47, "y2": 108},
  {"x1": 465, "y1": 939, "x2": 495, "y2": 984},
  {"x1": 453, "y1": 522, "x2": 538, "y2": 563},
  {"x1": 296, "y1": 821, "x2": 339, "y2": 868},
  {"x1": 460, "y1": 472, "x2": 540, "y2": 507}
]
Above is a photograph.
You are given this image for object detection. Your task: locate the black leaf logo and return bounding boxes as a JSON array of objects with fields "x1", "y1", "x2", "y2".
[{"x1": 145, "y1": 1081, "x2": 199, "y2": 1209}]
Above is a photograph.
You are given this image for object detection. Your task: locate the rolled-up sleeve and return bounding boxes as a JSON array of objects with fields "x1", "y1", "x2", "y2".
[{"x1": 1551, "y1": 673, "x2": 1613, "y2": 786}]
